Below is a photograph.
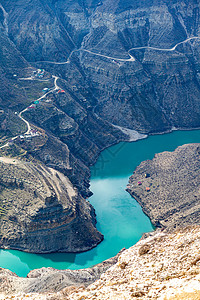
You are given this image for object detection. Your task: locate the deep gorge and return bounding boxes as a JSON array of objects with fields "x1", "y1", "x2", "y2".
[{"x1": 1, "y1": 128, "x2": 200, "y2": 277}]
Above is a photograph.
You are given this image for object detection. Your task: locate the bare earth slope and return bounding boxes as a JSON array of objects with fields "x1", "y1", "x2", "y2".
[
  {"x1": 70, "y1": 226, "x2": 200, "y2": 300},
  {"x1": 127, "y1": 143, "x2": 200, "y2": 229}
]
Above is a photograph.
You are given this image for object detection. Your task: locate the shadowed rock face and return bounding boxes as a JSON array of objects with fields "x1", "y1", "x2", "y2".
[
  {"x1": 0, "y1": 0, "x2": 200, "y2": 191},
  {"x1": 0, "y1": 1, "x2": 200, "y2": 298},
  {"x1": 0, "y1": 158, "x2": 103, "y2": 253},
  {"x1": 127, "y1": 143, "x2": 200, "y2": 229},
  {"x1": 1, "y1": 0, "x2": 200, "y2": 194}
]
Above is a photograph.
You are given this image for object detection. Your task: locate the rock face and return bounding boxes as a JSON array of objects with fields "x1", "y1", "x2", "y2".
[
  {"x1": 0, "y1": 0, "x2": 200, "y2": 199},
  {"x1": 0, "y1": 157, "x2": 103, "y2": 253},
  {"x1": 21, "y1": 99, "x2": 128, "y2": 197},
  {"x1": 126, "y1": 143, "x2": 200, "y2": 229},
  {"x1": 70, "y1": 226, "x2": 200, "y2": 300},
  {"x1": 0, "y1": 1, "x2": 200, "y2": 298},
  {"x1": 1, "y1": 226, "x2": 200, "y2": 299}
]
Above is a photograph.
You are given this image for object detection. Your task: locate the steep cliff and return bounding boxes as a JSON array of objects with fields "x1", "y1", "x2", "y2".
[
  {"x1": 2, "y1": 0, "x2": 200, "y2": 133},
  {"x1": 1, "y1": 0, "x2": 200, "y2": 193},
  {"x1": 1, "y1": 0, "x2": 200, "y2": 184},
  {"x1": 0, "y1": 157, "x2": 103, "y2": 253}
]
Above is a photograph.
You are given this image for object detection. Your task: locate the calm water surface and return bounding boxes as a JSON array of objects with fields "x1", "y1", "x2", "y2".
[{"x1": 1, "y1": 129, "x2": 200, "y2": 277}]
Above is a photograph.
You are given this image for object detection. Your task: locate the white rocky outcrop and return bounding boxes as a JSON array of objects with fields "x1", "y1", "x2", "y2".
[{"x1": 69, "y1": 226, "x2": 200, "y2": 300}]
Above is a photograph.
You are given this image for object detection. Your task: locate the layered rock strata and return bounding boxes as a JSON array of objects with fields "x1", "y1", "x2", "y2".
[
  {"x1": 0, "y1": 157, "x2": 103, "y2": 253},
  {"x1": 1, "y1": 0, "x2": 200, "y2": 253}
]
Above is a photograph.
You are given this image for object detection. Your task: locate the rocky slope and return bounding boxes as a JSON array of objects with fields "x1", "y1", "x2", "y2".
[
  {"x1": 2, "y1": 0, "x2": 200, "y2": 132},
  {"x1": 0, "y1": 249, "x2": 125, "y2": 298},
  {"x1": 70, "y1": 225, "x2": 200, "y2": 300},
  {"x1": 0, "y1": 0, "x2": 200, "y2": 253},
  {"x1": 0, "y1": 157, "x2": 102, "y2": 253},
  {"x1": 0, "y1": 0, "x2": 200, "y2": 296},
  {"x1": 0, "y1": 0, "x2": 200, "y2": 198},
  {"x1": 127, "y1": 143, "x2": 200, "y2": 229},
  {"x1": 1, "y1": 226, "x2": 200, "y2": 299},
  {"x1": 21, "y1": 95, "x2": 129, "y2": 197}
]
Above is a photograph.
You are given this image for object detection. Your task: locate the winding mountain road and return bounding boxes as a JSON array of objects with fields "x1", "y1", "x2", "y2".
[
  {"x1": 1, "y1": 36, "x2": 200, "y2": 149},
  {"x1": 128, "y1": 36, "x2": 200, "y2": 52},
  {"x1": 19, "y1": 75, "x2": 59, "y2": 122},
  {"x1": 0, "y1": 76, "x2": 60, "y2": 149},
  {"x1": 79, "y1": 49, "x2": 135, "y2": 62},
  {"x1": 32, "y1": 48, "x2": 134, "y2": 64},
  {"x1": 33, "y1": 36, "x2": 200, "y2": 65}
]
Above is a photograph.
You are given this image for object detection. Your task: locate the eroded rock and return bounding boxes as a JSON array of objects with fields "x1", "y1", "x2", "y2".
[{"x1": 0, "y1": 158, "x2": 103, "y2": 253}]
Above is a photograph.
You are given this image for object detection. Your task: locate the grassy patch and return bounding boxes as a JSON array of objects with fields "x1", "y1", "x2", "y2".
[
  {"x1": 0, "y1": 143, "x2": 26, "y2": 158},
  {"x1": 17, "y1": 78, "x2": 54, "y2": 104},
  {"x1": 0, "y1": 111, "x2": 27, "y2": 147}
]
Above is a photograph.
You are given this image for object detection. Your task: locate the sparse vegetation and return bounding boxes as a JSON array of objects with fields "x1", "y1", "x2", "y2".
[
  {"x1": 17, "y1": 78, "x2": 54, "y2": 103},
  {"x1": 0, "y1": 111, "x2": 27, "y2": 146},
  {"x1": 0, "y1": 144, "x2": 26, "y2": 158}
]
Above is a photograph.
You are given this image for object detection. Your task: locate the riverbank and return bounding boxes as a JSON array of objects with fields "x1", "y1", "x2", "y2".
[
  {"x1": 0, "y1": 249, "x2": 125, "y2": 298},
  {"x1": 1, "y1": 225, "x2": 200, "y2": 299},
  {"x1": 126, "y1": 143, "x2": 200, "y2": 229}
]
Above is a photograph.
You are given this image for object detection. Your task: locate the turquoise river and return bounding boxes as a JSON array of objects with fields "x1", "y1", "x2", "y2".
[{"x1": 0, "y1": 129, "x2": 200, "y2": 277}]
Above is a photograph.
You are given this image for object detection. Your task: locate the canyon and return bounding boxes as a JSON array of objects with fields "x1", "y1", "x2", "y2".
[
  {"x1": 0, "y1": 0, "x2": 200, "y2": 298},
  {"x1": 0, "y1": 0, "x2": 200, "y2": 252}
]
